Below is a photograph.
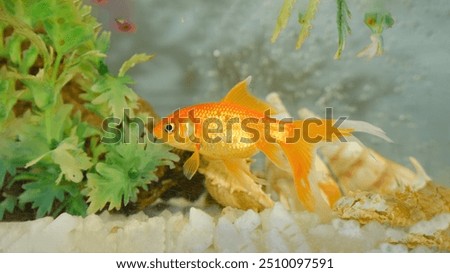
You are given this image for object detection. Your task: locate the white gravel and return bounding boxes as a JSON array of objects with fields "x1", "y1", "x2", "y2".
[{"x1": 1, "y1": 203, "x2": 447, "y2": 252}]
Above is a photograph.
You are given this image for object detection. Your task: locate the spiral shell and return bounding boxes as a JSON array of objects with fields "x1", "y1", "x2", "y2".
[
  {"x1": 297, "y1": 107, "x2": 431, "y2": 195},
  {"x1": 318, "y1": 142, "x2": 430, "y2": 195}
]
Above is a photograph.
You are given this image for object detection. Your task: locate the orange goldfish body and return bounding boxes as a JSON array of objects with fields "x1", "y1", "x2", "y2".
[{"x1": 153, "y1": 77, "x2": 390, "y2": 211}]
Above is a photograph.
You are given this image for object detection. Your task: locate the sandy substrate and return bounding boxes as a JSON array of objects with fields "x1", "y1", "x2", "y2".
[{"x1": 1, "y1": 203, "x2": 448, "y2": 252}]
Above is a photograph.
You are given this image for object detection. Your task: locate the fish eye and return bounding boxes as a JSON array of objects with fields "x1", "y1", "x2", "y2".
[{"x1": 164, "y1": 123, "x2": 175, "y2": 133}]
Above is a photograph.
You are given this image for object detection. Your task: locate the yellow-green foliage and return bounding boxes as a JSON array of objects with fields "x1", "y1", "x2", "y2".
[
  {"x1": 0, "y1": 0, "x2": 178, "y2": 219},
  {"x1": 271, "y1": 0, "x2": 394, "y2": 59},
  {"x1": 271, "y1": 0, "x2": 320, "y2": 50},
  {"x1": 271, "y1": 0, "x2": 297, "y2": 43},
  {"x1": 296, "y1": 0, "x2": 320, "y2": 50}
]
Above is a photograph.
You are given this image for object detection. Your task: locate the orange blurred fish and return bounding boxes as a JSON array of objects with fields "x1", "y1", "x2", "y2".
[
  {"x1": 91, "y1": 0, "x2": 108, "y2": 6},
  {"x1": 153, "y1": 77, "x2": 390, "y2": 211},
  {"x1": 114, "y1": 18, "x2": 137, "y2": 33}
]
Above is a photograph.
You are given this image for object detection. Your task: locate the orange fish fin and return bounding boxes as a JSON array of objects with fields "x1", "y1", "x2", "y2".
[
  {"x1": 340, "y1": 119, "x2": 393, "y2": 142},
  {"x1": 318, "y1": 181, "x2": 342, "y2": 208},
  {"x1": 257, "y1": 140, "x2": 290, "y2": 172},
  {"x1": 183, "y1": 145, "x2": 200, "y2": 180},
  {"x1": 277, "y1": 139, "x2": 315, "y2": 211},
  {"x1": 221, "y1": 76, "x2": 278, "y2": 115},
  {"x1": 295, "y1": 119, "x2": 354, "y2": 142}
]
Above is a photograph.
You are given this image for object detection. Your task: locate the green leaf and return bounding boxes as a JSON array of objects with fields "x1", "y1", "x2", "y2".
[
  {"x1": 41, "y1": 2, "x2": 94, "y2": 55},
  {"x1": 86, "y1": 163, "x2": 128, "y2": 213},
  {"x1": 90, "y1": 75, "x2": 139, "y2": 118},
  {"x1": 18, "y1": 169, "x2": 65, "y2": 218},
  {"x1": 334, "y1": 0, "x2": 352, "y2": 59},
  {"x1": 44, "y1": 103, "x2": 73, "y2": 143},
  {"x1": 0, "y1": 195, "x2": 17, "y2": 220},
  {"x1": 0, "y1": 111, "x2": 49, "y2": 171},
  {"x1": 0, "y1": 8, "x2": 51, "y2": 68},
  {"x1": 21, "y1": 77, "x2": 55, "y2": 109},
  {"x1": 384, "y1": 13, "x2": 395, "y2": 28},
  {"x1": 1, "y1": 0, "x2": 17, "y2": 15},
  {"x1": 25, "y1": 0, "x2": 54, "y2": 26},
  {"x1": 6, "y1": 33, "x2": 24, "y2": 65},
  {"x1": 295, "y1": 0, "x2": 321, "y2": 50},
  {"x1": 95, "y1": 31, "x2": 111, "y2": 54},
  {"x1": 0, "y1": 78, "x2": 20, "y2": 124},
  {"x1": 118, "y1": 53, "x2": 154, "y2": 77},
  {"x1": 25, "y1": 135, "x2": 93, "y2": 183},
  {"x1": 364, "y1": 12, "x2": 394, "y2": 34},
  {"x1": 271, "y1": 0, "x2": 297, "y2": 43},
  {"x1": 51, "y1": 136, "x2": 93, "y2": 183},
  {"x1": 60, "y1": 183, "x2": 87, "y2": 217},
  {"x1": 86, "y1": 140, "x2": 179, "y2": 214},
  {"x1": 0, "y1": 161, "x2": 7, "y2": 188},
  {"x1": 20, "y1": 44, "x2": 39, "y2": 74},
  {"x1": 65, "y1": 191, "x2": 88, "y2": 217}
]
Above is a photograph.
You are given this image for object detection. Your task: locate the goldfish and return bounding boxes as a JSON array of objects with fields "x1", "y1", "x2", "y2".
[{"x1": 153, "y1": 77, "x2": 390, "y2": 211}]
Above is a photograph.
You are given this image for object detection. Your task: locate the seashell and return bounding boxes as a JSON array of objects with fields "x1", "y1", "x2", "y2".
[
  {"x1": 297, "y1": 107, "x2": 431, "y2": 195},
  {"x1": 199, "y1": 157, "x2": 274, "y2": 212},
  {"x1": 318, "y1": 142, "x2": 430, "y2": 195}
]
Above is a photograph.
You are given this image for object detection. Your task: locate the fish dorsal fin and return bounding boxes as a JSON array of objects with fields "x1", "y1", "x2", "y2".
[{"x1": 221, "y1": 76, "x2": 278, "y2": 115}]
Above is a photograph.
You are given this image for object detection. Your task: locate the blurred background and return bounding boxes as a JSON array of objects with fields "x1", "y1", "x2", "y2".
[{"x1": 89, "y1": 0, "x2": 450, "y2": 185}]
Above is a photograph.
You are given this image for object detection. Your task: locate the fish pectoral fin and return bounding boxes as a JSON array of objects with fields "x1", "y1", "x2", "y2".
[
  {"x1": 257, "y1": 140, "x2": 291, "y2": 172},
  {"x1": 221, "y1": 158, "x2": 263, "y2": 190},
  {"x1": 183, "y1": 148, "x2": 200, "y2": 180},
  {"x1": 221, "y1": 76, "x2": 278, "y2": 115}
]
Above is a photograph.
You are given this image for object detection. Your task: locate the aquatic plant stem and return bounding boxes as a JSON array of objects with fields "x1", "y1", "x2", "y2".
[{"x1": 52, "y1": 53, "x2": 63, "y2": 84}]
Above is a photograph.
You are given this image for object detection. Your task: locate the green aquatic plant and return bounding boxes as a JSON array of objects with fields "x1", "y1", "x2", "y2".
[
  {"x1": 0, "y1": 0, "x2": 178, "y2": 220},
  {"x1": 271, "y1": 0, "x2": 394, "y2": 59},
  {"x1": 295, "y1": 0, "x2": 320, "y2": 50},
  {"x1": 86, "y1": 136, "x2": 178, "y2": 214},
  {"x1": 357, "y1": 11, "x2": 394, "y2": 58},
  {"x1": 334, "y1": 0, "x2": 352, "y2": 59}
]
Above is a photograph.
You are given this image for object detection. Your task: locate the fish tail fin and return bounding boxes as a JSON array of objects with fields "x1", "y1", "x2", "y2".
[
  {"x1": 263, "y1": 118, "x2": 388, "y2": 211},
  {"x1": 317, "y1": 180, "x2": 342, "y2": 207},
  {"x1": 275, "y1": 119, "x2": 354, "y2": 211},
  {"x1": 340, "y1": 119, "x2": 393, "y2": 142},
  {"x1": 277, "y1": 121, "x2": 315, "y2": 211},
  {"x1": 276, "y1": 133, "x2": 315, "y2": 211}
]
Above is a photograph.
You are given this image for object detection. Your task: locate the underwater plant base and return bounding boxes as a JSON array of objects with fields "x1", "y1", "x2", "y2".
[{"x1": 0, "y1": 202, "x2": 448, "y2": 252}]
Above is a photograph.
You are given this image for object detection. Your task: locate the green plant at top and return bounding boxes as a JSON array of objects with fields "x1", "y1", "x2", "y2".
[
  {"x1": 271, "y1": 0, "x2": 394, "y2": 59},
  {"x1": 0, "y1": 0, "x2": 179, "y2": 220}
]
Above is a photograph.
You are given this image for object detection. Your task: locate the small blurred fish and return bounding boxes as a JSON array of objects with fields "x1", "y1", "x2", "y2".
[
  {"x1": 153, "y1": 77, "x2": 390, "y2": 211},
  {"x1": 114, "y1": 18, "x2": 137, "y2": 33},
  {"x1": 91, "y1": 0, "x2": 109, "y2": 6}
]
